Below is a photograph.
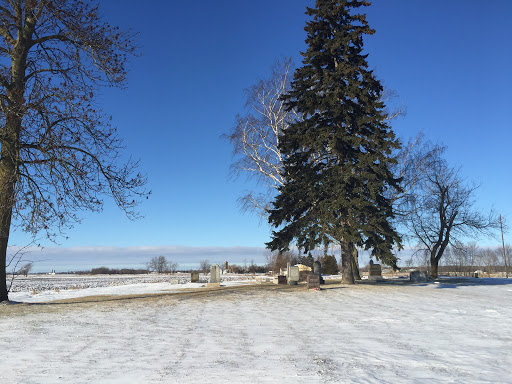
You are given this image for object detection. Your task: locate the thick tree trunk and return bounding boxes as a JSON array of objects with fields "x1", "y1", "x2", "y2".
[
  {"x1": 0, "y1": 243, "x2": 7, "y2": 302},
  {"x1": 430, "y1": 256, "x2": 439, "y2": 279},
  {"x1": 351, "y1": 247, "x2": 361, "y2": 280},
  {"x1": 0, "y1": 145, "x2": 17, "y2": 303},
  {"x1": 0, "y1": 43, "x2": 27, "y2": 302},
  {"x1": 341, "y1": 242, "x2": 355, "y2": 284},
  {"x1": 0, "y1": 90, "x2": 24, "y2": 303}
]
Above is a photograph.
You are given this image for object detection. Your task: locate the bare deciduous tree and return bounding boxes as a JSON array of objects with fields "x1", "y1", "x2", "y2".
[
  {"x1": 147, "y1": 256, "x2": 176, "y2": 274},
  {"x1": 390, "y1": 134, "x2": 444, "y2": 219},
  {"x1": 168, "y1": 260, "x2": 178, "y2": 274},
  {"x1": 499, "y1": 215, "x2": 509, "y2": 278},
  {"x1": 199, "y1": 259, "x2": 210, "y2": 274},
  {"x1": 17, "y1": 262, "x2": 32, "y2": 276},
  {"x1": 223, "y1": 58, "x2": 298, "y2": 218},
  {"x1": 4, "y1": 240, "x2": 34, "y2": 293},
  {"x1": 478, "y1": 248, "x2": 499, "y2": 277},
  {"x1": 265, "y1": 249, "x2": 297, "y2": 274},
  {"x1": 503, "y1": 244, "x2": 512, "y2": 277},
  {"x1": 0, "y1": 0, "x2": 148, "y2": 302},
  {"x1": 446, "y1": 243, "x2": 479, "y2": 276},
  {"x1": 403, "y1": 152, "x2": 498, "y2": 278}
]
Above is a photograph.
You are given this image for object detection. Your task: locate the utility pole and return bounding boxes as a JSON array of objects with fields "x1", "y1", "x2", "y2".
[{"x1": 500, "y1": 215, "x2": 508, "y2": 278}]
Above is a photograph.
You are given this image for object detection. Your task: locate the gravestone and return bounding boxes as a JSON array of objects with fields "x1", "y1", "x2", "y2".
[
  {"x1": 223, "y1": 261, "x2": 229, "y2": 273},
  {"x1": 191, "y1": 271, "x2": 199, "y2": 283},
  {"x1": 307, "y1": 274, "x2": 320, "y2": 289},
  {"x1": 368, "y1": 261, "x2": 383, "y2": 281},
  {"x1": 274, "y1": 275, "x2": 287, "y2": 284},
  {"x1": 210, "y1": 264, "x2": 221, "y2": 283},
  {"x1": 286, "y1": 263, "x2": 295, "y2": 285},
  {"x1": 409, "y1": 270, "x2": 428, "y2": 283},
  {"x1": 170, "y1": 278, "x2": 179, "y2": 285},
  {"x1": 207, "y1": 264, "x2": 221, "y2": 287},
  {"x1": 313, "y1": 261, "x2": 325, "y2": 284},
  {"x1": 288, "y1": 266, "x2": 300, "y2": 285}
]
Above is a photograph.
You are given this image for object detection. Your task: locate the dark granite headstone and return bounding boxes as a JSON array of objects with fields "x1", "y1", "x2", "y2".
[
  {"x1": 409, "y1": 270, "x2": 428, "y2": 283},
  {"x1": 313, "y1": 261, "x2": 325, "y2": 284},
  {"x1": 369, "y1": 264, "x2": 382, "y2": 277},
  {"x1": 307, "y1": 274, "x2": 320, "y2": 289}
]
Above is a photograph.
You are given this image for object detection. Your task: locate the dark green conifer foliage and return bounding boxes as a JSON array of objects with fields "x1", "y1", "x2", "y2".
[
  {"x1": 319, "y1": 255, "x2": 339, "y2": 275},
  {"x1": 267, "y1": 0, "x2": 402, "y2": 268}
]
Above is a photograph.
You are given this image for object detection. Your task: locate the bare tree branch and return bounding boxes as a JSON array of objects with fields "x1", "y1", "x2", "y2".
[{"x1": 401, "y1": 150, "x2": 499, "y2": 278}]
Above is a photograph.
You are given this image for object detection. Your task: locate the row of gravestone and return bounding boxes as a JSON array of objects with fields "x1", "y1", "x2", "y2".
[
  {"x1": 188, "y1": 262, "x2": 325, "y2": 286},
  {"x1": 188, "y1": 263, "x2": 433, "y2": 285},
  {"x1": 369, "y1": 263, "x2": 430, "y2": 283},
  {"x1": 274, "y1": 273, "x2": 321, "y2": 289},
  {"x1": 187, "y1": 262, "x2": 325, "y2": 289},
  {"x1": 283, "y1": 262, "x2": 324, "y2": 289},
  {"x1": 189, "y1": 265, "x2": 221, "y2": 284}
]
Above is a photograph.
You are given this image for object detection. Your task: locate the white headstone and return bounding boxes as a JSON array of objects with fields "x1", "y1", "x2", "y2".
[
  {"x1": 288, "y1": 266, "x2": 300, "y2": 285},
  {"x1": 210, "y1": 264, "x2": 221, "y2": 283}
]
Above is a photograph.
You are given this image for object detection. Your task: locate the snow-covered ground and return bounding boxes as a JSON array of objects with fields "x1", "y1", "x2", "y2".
[{"x1": 1, "y1": 276, "x2": 512, "y2": 383}]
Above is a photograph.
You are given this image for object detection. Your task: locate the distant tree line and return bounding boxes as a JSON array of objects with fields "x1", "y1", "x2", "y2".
[
  {"x1": 146, "y1": 256, "x2": 178, "y2": 274},
  {"x1": 407, "y1": 243, "x2": 511, "y2": 278},
  {"x1": 75, "y1": 267, "x2": 150, "y2": 275}
]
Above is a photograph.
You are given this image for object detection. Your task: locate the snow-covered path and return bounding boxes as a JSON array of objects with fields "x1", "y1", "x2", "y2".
[{"x1": 1, "y1": 280, "x2": 512, "y2": 383}]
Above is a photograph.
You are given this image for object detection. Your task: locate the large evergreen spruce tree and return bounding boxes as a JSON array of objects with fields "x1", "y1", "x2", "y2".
[{"x1": 267, "y1": 0, "x2": 402, "y2": 283}]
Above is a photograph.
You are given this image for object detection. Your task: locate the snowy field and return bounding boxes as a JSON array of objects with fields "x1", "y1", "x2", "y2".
[
  {"x1": 6, "y1": 273, "x2": 256, "y2": 303},
  {"x1": 1, "y1": 276, "x2": 512, "y2": 383}
]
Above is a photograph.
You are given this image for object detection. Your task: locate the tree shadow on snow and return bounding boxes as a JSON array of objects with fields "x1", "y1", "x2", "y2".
[
  {"x1": 362, "y1": 277, "x2": 512, "y2": 289},
  {"x1": 431, "y1": 277, "x2": 512, "y2": 289}
]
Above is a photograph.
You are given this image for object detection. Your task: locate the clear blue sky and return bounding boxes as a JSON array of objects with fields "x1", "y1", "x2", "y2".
[{"x1": 10, "y1": 0, "x2": 512, "y2": 271}]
